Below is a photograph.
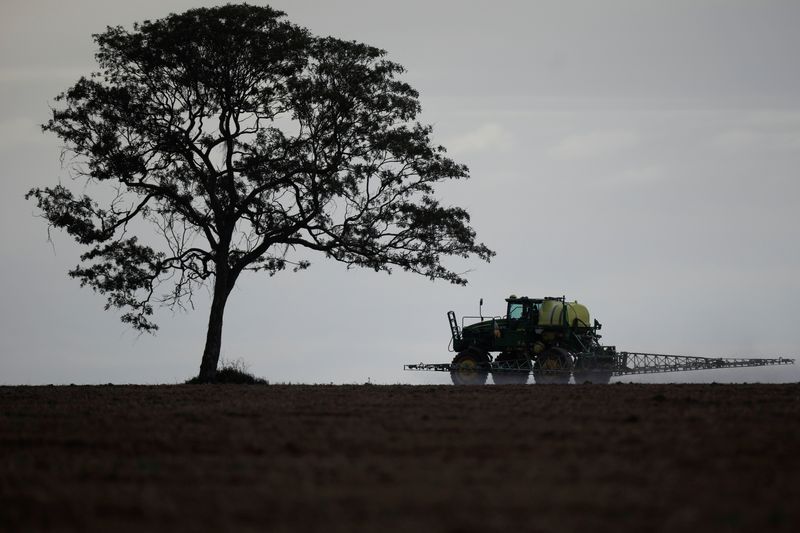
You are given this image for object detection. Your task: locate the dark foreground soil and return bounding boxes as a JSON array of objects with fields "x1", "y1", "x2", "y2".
[{"x1": 1, "y1": 384, "x2": 799, "y2": 533}]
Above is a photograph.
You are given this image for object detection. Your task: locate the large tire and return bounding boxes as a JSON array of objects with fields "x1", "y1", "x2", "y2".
[
  {"x1": 533, "y1": 348, "x2": 573, "y2": 384},
  {"x1": 450, "y1": 349, "x2": 490, "y2": 386},
  {"x1": 492, "y1": 352, "x2": 530, "y2": 385}
]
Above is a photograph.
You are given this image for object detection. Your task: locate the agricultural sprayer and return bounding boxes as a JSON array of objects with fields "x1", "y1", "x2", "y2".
[{"x1": 404, "y1": 295, "x2": 794, "y2": 384}]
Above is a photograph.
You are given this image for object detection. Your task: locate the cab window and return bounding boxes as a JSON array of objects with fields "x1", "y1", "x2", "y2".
[{"x1": 508, "y1": 303, "x2": 523, "y2": 319}]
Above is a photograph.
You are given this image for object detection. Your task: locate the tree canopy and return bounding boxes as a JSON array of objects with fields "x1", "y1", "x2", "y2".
[{"x1": 27, "y1": 4, "x2": 494, "y2": 381}]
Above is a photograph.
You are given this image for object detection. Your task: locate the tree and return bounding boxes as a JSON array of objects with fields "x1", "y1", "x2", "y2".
[{"x1": 27, "y1": 4, "x2": 494, "y2": 382}]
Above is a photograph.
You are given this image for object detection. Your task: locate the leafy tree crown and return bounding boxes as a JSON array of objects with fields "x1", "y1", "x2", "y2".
[{"x1": 27, "y1": 4, "x2": 494, "y2": 332}]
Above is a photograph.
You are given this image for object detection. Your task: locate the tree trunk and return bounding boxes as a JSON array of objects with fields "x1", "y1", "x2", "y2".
[{"x1": 197, "y1": 270, "x2": 233, "y2": 383}]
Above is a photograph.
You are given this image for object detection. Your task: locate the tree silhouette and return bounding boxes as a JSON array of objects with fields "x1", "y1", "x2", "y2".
[{"x1": 27, "y1": 4, "x2": 493, "y2": 382}]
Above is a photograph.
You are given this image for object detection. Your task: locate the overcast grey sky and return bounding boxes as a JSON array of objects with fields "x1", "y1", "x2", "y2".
[{"x1": 1, "y1": 0, "x2": 799, "y2": 384}]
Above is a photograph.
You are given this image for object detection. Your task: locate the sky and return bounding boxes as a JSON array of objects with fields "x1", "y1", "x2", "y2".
[{"x1": 1, "y1": 0, "x2": 799, "y2": 385}]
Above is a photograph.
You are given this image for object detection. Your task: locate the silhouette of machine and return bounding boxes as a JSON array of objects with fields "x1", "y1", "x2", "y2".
[{"x1": 404, "y1": 295, "x2": 794, "y2": 385}]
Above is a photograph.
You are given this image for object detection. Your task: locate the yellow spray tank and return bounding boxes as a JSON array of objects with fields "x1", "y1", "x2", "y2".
[{"x1": 538, "y1": 299, "x2": 591, "y2": 328}]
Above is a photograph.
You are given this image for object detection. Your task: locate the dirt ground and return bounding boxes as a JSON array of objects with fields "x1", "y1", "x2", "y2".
[{"x1": 1, "y1": 383, "x2": 799, "y2": 533}]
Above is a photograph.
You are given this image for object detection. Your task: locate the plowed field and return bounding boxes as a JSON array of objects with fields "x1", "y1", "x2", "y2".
[{"x1": 2, "y1": 384, "x2": 799, "y2": 532}]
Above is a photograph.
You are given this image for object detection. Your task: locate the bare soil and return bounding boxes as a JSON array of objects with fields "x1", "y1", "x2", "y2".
[{"x1": 1, "y1": 383, "x2": 799, "y2": 532}]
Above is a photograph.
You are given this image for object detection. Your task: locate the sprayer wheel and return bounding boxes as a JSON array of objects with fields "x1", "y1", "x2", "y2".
[{"x1": 450, "y1": 349, "x2": 489, "y2": 386}]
